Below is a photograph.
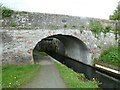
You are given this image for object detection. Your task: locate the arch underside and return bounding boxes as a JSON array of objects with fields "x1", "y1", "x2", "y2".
[{"x1": 33, "y1": 34, "x2": 92, "y2": 66}]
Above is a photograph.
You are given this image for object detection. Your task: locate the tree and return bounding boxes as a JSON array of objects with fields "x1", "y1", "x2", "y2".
[
  {"x1": 109, "y1": 1, "x2": 120, "y2": 50},
  {"x1": 109, "y1": 5, "x2": 120, "y2": 20},
  {"x1": 0, "y1": 4, "x2": 14, "y2": 18},
  {"x1": 0, "y1": 4, "x2": 30, "y2": 18},
  {"x1": 0, "y1": 3, "x2": 3, "y2": 19}
]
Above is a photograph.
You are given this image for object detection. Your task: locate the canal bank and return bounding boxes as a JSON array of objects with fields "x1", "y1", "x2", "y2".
[{"x1": 46, "y1": 52, "x2": 120, "y2": 89}]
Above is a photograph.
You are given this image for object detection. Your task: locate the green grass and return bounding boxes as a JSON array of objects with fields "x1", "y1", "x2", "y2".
[
  {"x1": 34, "y1": 50, "x2": 48, "y2": 56},
  {"x1": 0, "y1": 66, "x2": 2, "y2": 90},
  {"x1": 99, "y1": 46, "x2": 120, "y2": 66},
  {"x1": 2, "y1": 64, "x2": 40, "y2": 88},
  {"x1": 55, "y1": 62, "x2": 99, "y2": 88},
  {"x1": 9, "y1": 22, "x2": 17, "y2": 27}
]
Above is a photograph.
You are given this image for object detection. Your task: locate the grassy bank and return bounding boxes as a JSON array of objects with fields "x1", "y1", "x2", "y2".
[
  {"x1": 0, "y1": 66, "x2": 2, "y2": 89},
  {"x1": 97, "y1": 46, "x2": 120, "y2": 67},
  {"x1": 33, "y1": 50, "x2": 48, "y2": 56},
  {"x1": 55, "y1": 62, "x2": 99, "y2": 88},
  {"x1": 2, "y1": 64, "x2": 40, "y2": 88}
]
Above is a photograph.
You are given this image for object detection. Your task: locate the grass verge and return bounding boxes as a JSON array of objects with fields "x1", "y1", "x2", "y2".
[
  {"x1": 2, "y1": 64, "x2": 40, "y2": 88},
  {"x1": 55, "y1": 62, "x2": 99, "y2": 88},
  {"x1": 33, "y1": 50, "x2": 48, "y2": 56},
  {"x1": 0, "y1": 66, "x2": 2, "y2": 90}
]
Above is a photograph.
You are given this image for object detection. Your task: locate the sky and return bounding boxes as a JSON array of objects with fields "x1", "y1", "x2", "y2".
[{"x1": 0, "y1": 0, "x2": 119, "y2": 19}]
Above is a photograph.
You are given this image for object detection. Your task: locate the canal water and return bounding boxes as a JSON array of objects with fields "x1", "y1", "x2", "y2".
[{"x1": 47, "y1": 52, "x2": 120, "y2": 89}]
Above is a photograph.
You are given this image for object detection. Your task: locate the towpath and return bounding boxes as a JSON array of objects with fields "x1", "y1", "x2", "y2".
[{"x1": 22, "y1": 57, "x2": 66, "y2": 88}]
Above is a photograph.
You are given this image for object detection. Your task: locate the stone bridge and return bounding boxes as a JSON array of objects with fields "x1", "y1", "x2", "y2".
[{"x1": 1, "y1": 29, "x2": 116, "y2": 66}]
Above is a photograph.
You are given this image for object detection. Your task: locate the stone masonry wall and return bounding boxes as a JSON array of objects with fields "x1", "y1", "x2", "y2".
[
  {"x1": 0, "y1": 13, "x2": 117, "y2": 64},
  {"x1": 1, "y1": 29, "x2": 116, "y2": 64},
  {"x1": 1, "y1": 13, "x2": 116, "y2": 30}
]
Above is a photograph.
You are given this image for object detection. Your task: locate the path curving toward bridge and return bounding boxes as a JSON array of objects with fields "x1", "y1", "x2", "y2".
[{"x1": 21, "y1": 57, "x2": 66, "y2": 88}]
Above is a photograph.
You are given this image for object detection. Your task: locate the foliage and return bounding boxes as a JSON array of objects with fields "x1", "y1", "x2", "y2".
[
  {"x1": 63, "y1": 24, "x2": 76, "y2": 29},
  {"x1": 89, "y1": 20, "x2": 113, "y2": 36},
  {"x1": 55, "y1": 62, "x2": 99, "y2": 88},
  {"x1": 0, "y1": 66, "x2": 1, "y2": 89},
  {"x1": 109, "y1": 5, "x2": 120, "y2": 20},
  {"x1": 0, "y1": 4, "x2": 30, "y2": 19},
  {"x1": 99, "y1": 46, "x2": 120, "y2": 66},
  {"x1": 33, "y1": 50, "x2": 48, "y2": 56},
  {"x1": 2, "y1": 64, "x2": 40, "y2": 88},
  {"x1": 64, "y1": 24, "x2": 67, "y2": 28},
  {"x1": 77, "y1": 73, "x2": 86, "y2": 81},
  {"x1": 89, "y1": 20, "x2": 104, "y2": 35},
  {"x1": 9, "y1": 22, "x2": 17, "y2": 27},
  {"x1": 0, "y1": 4, "x2": 2, "y2": 19},
  {"x1": 104, "y1": 26, "x2": 111, "y2": 34},
  {"x1": 109, "y1": 4, "x2": 120, "y2": 41},
  {"x1": 0, "y1": 6, "x2": 14, "y2": 18}
]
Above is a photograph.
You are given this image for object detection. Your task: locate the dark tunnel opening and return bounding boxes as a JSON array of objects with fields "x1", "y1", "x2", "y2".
[{"x1": 33, "y1": 34, "x2": 91, "y2": 65}]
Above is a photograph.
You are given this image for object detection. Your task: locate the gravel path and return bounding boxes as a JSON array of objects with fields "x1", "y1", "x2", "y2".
[{"x1": 21, "y1": 57, "x2": 66, "y2": 88}]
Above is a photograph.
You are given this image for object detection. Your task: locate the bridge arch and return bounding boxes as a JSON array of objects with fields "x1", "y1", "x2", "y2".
[
  {"x1": 33, "y1": 34, "x2": 92, "y2": 65},
  {"x1": 2, "y1": 29, "x2": 115, "y2": 65}
]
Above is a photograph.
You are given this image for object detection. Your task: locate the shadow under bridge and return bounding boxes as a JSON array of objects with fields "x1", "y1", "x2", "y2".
[{"x1": 33, "y1": 34, "x2": 91, "y2": 66}]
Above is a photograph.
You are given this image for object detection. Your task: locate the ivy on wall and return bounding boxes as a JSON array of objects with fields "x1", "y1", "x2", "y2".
[{"x1": 89, "y1": 20, "x2": 112, "y2": 37}]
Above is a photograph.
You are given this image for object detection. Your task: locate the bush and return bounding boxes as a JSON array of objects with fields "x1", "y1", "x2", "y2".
[
  {"x1": 9, "y1": 22, "x2": 17, "y2": 27},
  {"x1": 104, "y1": 26, "x2": 111, "y2": 33},
  {"x1": 77, "y1": 73, "x2": 86, "y2": 81},
  {"x1": 64, "y1": 24, "x2": 67, "y2": 28},
  {"x1": 109, "y1": 5, "x2": 120, "y2": 20},
  {"x1": 1, "y1": 6, "x2": 14, "y2": 18},
  {"x1": 0, "y1": 4, "x2": 29, "y2": 18},
  {"x1": 89, "y1": 20, "x2": 104, "y2": 35},
  {"x1": 99, "y1": 46, "x2": 120, "y2": 66}
]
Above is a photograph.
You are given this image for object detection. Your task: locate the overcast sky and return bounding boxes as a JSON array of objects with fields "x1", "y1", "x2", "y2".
[{"x1": 0, "y1": 0, "x2": 119, "y2": 19}]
